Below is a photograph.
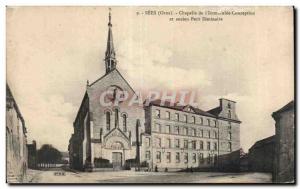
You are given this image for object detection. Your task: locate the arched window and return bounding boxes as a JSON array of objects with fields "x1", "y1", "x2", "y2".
[
  {"x1": 106, "y1": 112, "x2": 111, "y2": 130},
  {"x1": 114, "y1": 108, "x2": 119, "y2": 128},
  {"x1": 122, "y1": 114, "x2": 127, "y2": 132},
  {"x1": 228, "y1": 110, "x2": 231, "y2": 118}
]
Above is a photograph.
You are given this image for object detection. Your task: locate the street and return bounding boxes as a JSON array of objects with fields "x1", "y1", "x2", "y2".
[{"x1": 25, "y1": 168, "x2": 272, "y2": 183}]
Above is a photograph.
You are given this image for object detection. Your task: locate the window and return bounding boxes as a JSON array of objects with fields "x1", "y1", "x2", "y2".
[
  {"x1": 166, "y1": 125, "x2": 171, "y2": 133},
  {"x1": 156, "y1": 123, "x2": 162, "y2": 133},
  {"x1": 175, "y1": 113, "x2": 179, "y2": 121},
  {"x1": 228, "y1": 121, "x2": 232, "y2": 129},
  {"x1": 214, "y1": 120, "x2": 217, "y2": 127},
  {"x1": 214, "y1": 131, "x2": 217, "y2": 138},
  {"x1": 191, "y1": 116, "x2": 195, "y2": 123},
  {"x1": 200, "y1": 141, "x2": 204, "y2": 150},
  {"x1": 228, "y1": 110, "x2": 231, "y2": 118},
  {"x1": 146, "y1": 151, "x2": 151, "y2": 160},
  {"x1": 208, "y1": 154, "x2": 211, "y2": 164},
  {"x1": 184, "y1": 153, "x2": 188, "y2": 163},
  {"x1": 156, "y1": 151, "x2": 161, "y2": 163},
  {"x1": 166, "y1": 111, "x2": 170, "y2": 119},
  {"x1": 183, "y1": 115, "x2": 187, "y2": 123},
  {"x1": 122, "y1": 114, "x2": 127, "y2": 132},
  {"x1": 192, "y1": 141, "x2": 196, "y2": 149},
  {"x1": 214, "y1": 142, "x2": 218, "y2": 150},
  {"x1": 208, "y1": 119, "x2": 210, "y2": 126},
  {"x1": 175, "y1": 126, "x2": 179, "y2": 134},
  {"x1": 199, "y1": 153, "x2": 204, "y2": 164},
  {"x1": 106, "y1": 112, "x2": 111, "y2": 130},
  {"x1": 114, "y1": 108, "x2": 119, "y2": 128},
  {"x1": 228, "y1": 132, "x2": 232, "y2": 140},
  {"x1": 176, "y1": 152, "x2": 180, "y2": 163},
  {"x1": 184, "y1": 140, "x2": 188, "y2": 149},
  {"x1": 200, "y1": 117, "x2": 203, "y2": 125},
  {"x1": 208, "y1": 130, "x2": 211, "y2": 138},
  {"x1": 157, "y1": 138, "x2": 161, "y2": 147},
  {"x1": 156, "y1": 109, "x2": 160, "y2": 118},
  {"x1": 227, "y1": 103, "x2": 231, "y2": 109},
  {"x1": 166, "y1": 152, "x2": 171, "y2": 163},
  {"x1": 191, "y1": 128, "x2": 196, "y2": 136},
  {"x1": 175, "y1": 139, "x2": 180, "y2": 148},
  {"x1": 207, "y1": 141, "x2": 211, "y2": 150},
  {"x1": 183, "y1": 127, "x2": 188, "y2": 135},
  {"x1": 145, "y1": 137, "x2": 150, "y2": 147},
  {"x1": 199, "y1": 129, "x2": 203, "y2": 137},
  {"x1": 228, "y1": 142, "x2": 232, "y2": 152},
  {"x1": 166, "y1": 138, "x2": 171, "y2": 148},
  {"x1": 192, "y1": 153, "x2": 197, "y2": 163}
]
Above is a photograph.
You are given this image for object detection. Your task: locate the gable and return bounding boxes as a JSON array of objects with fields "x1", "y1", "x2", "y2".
[
  {"x1": 103, "y1": 128, "x2": 131, "y2": 150},
  {"x1": 89, "y1": 69, "x2": 135, "y2": 95}
]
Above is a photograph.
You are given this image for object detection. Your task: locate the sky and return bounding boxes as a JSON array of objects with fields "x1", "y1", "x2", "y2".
[{"x1": 6, "y1": 6, "x2": 294, "y2": 152}]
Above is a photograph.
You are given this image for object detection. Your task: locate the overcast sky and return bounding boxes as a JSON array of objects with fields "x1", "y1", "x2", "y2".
[{"x1": 7, "y1": 7, "x2": 294, "y2": 152}]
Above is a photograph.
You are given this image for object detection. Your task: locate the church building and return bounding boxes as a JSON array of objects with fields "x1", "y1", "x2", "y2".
[{"x1": 68, "y1": 11, "x2": 241, "y2": 172}]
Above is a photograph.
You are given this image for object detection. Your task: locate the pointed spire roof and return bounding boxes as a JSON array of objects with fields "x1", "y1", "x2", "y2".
[{"x1": 105, "y1": 9, "x2": 116, "y2": 61}]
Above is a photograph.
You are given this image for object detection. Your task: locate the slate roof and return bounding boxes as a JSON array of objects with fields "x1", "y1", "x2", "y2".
[
  {"x1": 250, "y1": 135, "x2": 275, "y2": 150},
  {"x1": 207, "y1": 106, "x2": 222, "y2": 116},
  {"x1": 147, "y1": 99, "x2": 216, "y2": 118},
  {"x1": 272, "y1": 100, "x2": 294, "y2": 118}
]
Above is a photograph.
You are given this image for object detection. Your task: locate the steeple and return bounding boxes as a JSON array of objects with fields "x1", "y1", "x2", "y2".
[{"x1": 105, "y1": 8, "x2": 117, "y2": 74}]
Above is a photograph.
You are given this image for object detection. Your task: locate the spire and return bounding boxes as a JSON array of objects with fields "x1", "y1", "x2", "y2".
[{"x1": 105, "y1": 8, "x2": 116, "y2": 74}]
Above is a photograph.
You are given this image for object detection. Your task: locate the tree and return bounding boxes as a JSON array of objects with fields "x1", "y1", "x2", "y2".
[{"x1": 37, "y1": 144, "x2": 62, "y2": 168}]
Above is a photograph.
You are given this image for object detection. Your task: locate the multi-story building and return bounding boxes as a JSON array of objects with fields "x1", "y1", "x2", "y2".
[
  {"x1": 69, "y1": 11, "x2": 241, "y2": 171},
  {"x1": 141, "y1": 99, "x2": 241, "y2": 171},
  {"x1": 6, "y1": 84, "x2": 28, "y2": 183}
]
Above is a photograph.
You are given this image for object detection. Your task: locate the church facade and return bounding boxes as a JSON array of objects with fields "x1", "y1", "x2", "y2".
[{"x1": 68, "y1": 12, "x2": 241, "y2": 171}]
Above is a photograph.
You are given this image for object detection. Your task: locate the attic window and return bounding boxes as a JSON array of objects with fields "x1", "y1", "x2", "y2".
[{"x1": 227, "y1": 103, "x2": 231, "y2": 109}]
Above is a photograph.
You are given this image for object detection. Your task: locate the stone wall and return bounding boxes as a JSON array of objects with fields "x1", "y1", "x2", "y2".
[
  {"x1": 6, "y1": 84, "x2": 28, "y2": 183},
  {"x1": 248, "y1": 136, "x2": 275, "y2": 173},
  {"x1": 272, "y1": 101, "x2": 295, "y2": 183}
]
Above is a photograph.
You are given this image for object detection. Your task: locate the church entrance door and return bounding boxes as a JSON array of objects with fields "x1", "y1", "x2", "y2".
[{"x1": 112, "y1": 152, "x2": 122, "y2": 170}]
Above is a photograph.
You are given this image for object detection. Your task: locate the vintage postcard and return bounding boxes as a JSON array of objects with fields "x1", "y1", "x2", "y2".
[{"x1": 6, "y1": 6, "x2": 295, "y2": 184}]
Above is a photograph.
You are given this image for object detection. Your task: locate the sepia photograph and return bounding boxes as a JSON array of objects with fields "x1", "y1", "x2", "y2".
[{"x1": 6, "y1": 6, "x2": 295, "y2": 184}]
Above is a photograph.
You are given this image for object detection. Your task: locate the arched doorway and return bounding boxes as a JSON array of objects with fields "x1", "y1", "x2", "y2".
[
  {"x1": 111, "y1": 141, "x2": 124, "y2": 170},
  {"x1": 112, "y1": 152, "x2": 122, "y2": 170}
]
